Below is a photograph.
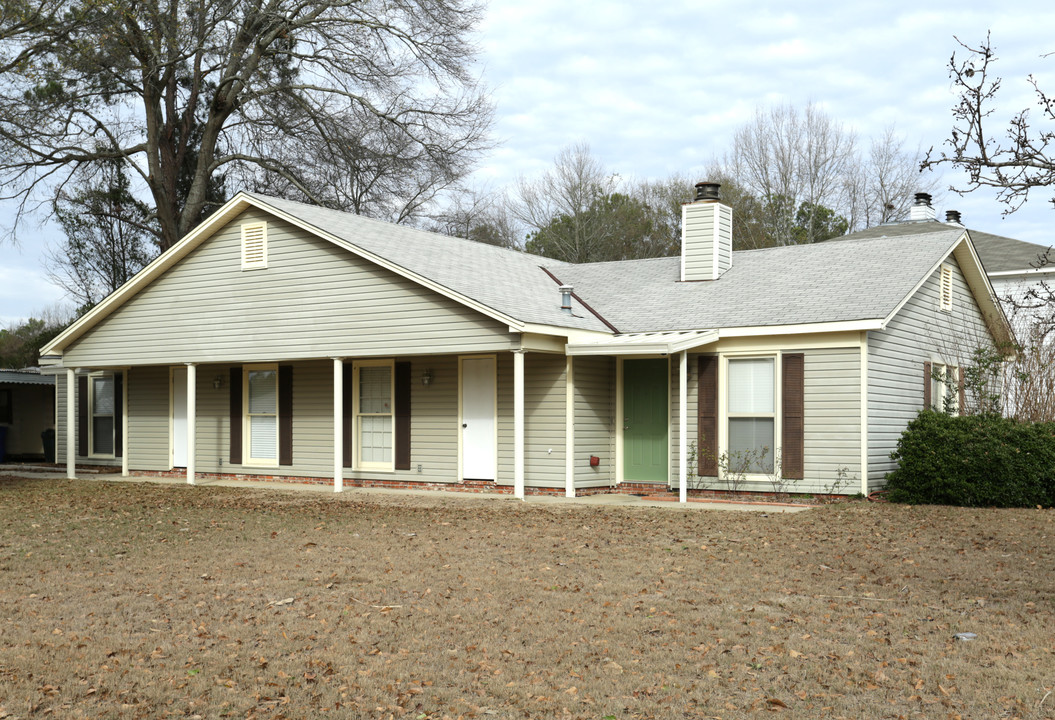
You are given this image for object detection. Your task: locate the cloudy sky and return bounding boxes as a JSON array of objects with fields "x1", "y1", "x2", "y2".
[{"x1": 2, "y1": 0, "x2": 1055, "y2": 326}]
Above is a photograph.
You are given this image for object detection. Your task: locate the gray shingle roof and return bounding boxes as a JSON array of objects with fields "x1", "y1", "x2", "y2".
[
  {"x1": 556, "y1": 231, "x2": 963, "y2": 332},
  {"x1": 245, "y1": 193, "x2": 963, "y2": 334},
  {"x1": 835, "y1": 220, "x2": 1051, "y2": 274},
  {"x1": 246, "y1": 193, "x2": 610, "y2": 332}
]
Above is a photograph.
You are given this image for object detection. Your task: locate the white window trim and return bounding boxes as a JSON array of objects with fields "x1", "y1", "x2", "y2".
[
  {"x1": 87, "y1": 371, "x2": 116, "y2": 459},
  {"x1": 241, "y1": 221, "x2": 268, "y2": 270},
  {"x1": 353, "y1": 359, "x2": 395, "y2": 472},
  {"x1": 939, "y1": 264, "x2": 954, "y2": 312},
  {"x1": 931, "y1": 363, "x2": 961, "y2": 415},
  {"x1": 243, "y1": 363, "x2": 279, "y2": 467},
  {"x1": 717, "y1": 352, "x2": 782, "y2": 482}
]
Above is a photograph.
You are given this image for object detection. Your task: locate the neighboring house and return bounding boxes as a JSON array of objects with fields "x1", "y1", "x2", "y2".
[
  {"x1": 835, "y1": 194, "x2": 1054, "y2": 343},
  {"x1": 0, "y1": 369, "x2": 55, "y2": 462},
  {"x1": 39, "y1": 183, "x2": 1013, "y2": 500}
]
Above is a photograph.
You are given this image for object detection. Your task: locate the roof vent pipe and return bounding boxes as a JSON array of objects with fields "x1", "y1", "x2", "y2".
[
  {"x1": 909, "y1": 192, "x2": 936, "y2": 222},
  {"x1": 945, "y1": 210, "x2": 963, "y2": 225},
  {"x1": 559, "y1": 285, "x2": 573, "y2": 313},
  {"x1": 694, "y1": 182, "x2": 721, "y2": 202}
]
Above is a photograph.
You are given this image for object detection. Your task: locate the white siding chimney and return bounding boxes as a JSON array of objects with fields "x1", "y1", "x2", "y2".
[
  {"x1": 681, "y1": 182, "x2": 733, "y2": 282},
  {"x1": 909, "y1": 192, "x2": 936, "y2": 222}
]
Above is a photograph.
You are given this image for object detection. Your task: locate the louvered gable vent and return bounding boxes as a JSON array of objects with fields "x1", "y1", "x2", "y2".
[
  {"x1": 939, "y1": 264, "x2": 953, "y2": 311},
  {"x1": 241, "y1": 221, "x2": 268, "y2": 269}
]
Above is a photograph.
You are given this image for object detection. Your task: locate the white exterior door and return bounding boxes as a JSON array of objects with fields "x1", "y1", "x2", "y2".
[
  {"x1": 460, "y1": 357, "x2": 496, "y2": 480},
  {"x1": 172, "y1": 367, "x2": 188, "y2": 467}
]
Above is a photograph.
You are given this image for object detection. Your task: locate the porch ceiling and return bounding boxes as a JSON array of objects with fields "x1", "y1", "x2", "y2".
[{"x1": 565, "y1": 330, "x2": 718, "y2": 356}]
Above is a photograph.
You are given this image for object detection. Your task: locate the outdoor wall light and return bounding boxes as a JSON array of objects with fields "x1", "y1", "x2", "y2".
[
  {"x1": 213, "y1": 376, "x2": 224, "y2": 390},
  {"x1": 421, "y1": 369, "x2": 433, "y2": 386}
]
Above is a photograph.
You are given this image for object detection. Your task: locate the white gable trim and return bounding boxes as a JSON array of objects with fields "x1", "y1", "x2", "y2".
[
  {"x1": 878, "y1": 232, "x2": 1014, "y2": 351},
  {"x1": 43, "y1": 193, "x2": 525, "y2": 356}
]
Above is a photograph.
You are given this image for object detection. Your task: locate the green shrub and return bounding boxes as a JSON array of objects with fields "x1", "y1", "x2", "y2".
[{"x1": 886, "y1": 410, "x2": 1055, "y2": 507}]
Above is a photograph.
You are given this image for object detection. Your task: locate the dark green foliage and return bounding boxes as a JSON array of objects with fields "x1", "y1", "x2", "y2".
[
  {"x1": 886, "y1": 410, "x2": 1055, "y2": 507},
  {"x1": 0, "y1": 317, "x2": 68, "y2": 368}
]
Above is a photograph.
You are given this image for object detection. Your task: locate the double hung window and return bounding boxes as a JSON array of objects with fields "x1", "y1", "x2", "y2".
[
  {"x1": 354, "y1": 361, "x2": 394, "y2": 470},
  {"x1": 90, "y1": 375, "x2": 116, "y2": 456},
  {"x1": 245, "y1": 366, "x2": 278, "y2": 464},
  {"x1": 727, "y1": 357, "x2": 776, "y2": 474}
]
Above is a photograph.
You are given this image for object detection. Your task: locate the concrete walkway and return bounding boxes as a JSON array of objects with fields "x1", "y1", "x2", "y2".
[{"x1": 1, "y1": 464, "x2": 810, "y2": 513}]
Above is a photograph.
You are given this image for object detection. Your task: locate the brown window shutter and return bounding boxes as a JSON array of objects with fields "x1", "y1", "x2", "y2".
[
  {"x1": 697, "y1": 355, "x2": 718, "y2": 477},
  {"x1": 394, "y1": 361, "x2": 412, "y2": 470},
  {"x1": 343, "y1": 364, "x2": 354, "y2": 468},
  {"x1": 229, "y1": 366, "x2": 242, "y2": 464},
  {"x1": 77, "y1": 375, "x2": 88, "y2": 457},
  {"x1": 781, "y1": 353, "x2": 805, "y2": 480},
  {"x1": 279, "y1": 365, "x2": 293, "y2": 466},
  {"x1": 114, "y1": 372, "x2": 123, "y2": 458},
  {"x1": 923, "y1": 361, "x2": 932, "y2": 410}
]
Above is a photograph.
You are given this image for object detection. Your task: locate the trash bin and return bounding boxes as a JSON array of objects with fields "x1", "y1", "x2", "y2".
[
  {"x1": 41, "y1": 428, "x2": 56, "y2": 464},
  {"x1": 0, "y1": 426, "x2": 7, "y2": 464}
]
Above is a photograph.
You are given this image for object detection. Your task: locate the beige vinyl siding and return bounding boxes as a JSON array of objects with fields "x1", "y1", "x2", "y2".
[
  {"x1": 128, "y1": 366, "x2": 171, "y2": 470},
  {"x1": 682, "y1": 205, "x2": 715, "y2": 282},
  {"x1": 671, "y1": 347, "x2": 860, "y2": 493},
  {"x1": 55, "y1": 373, "x2": 66, "y2": 465},
  {"x1": 523, "y1": 354, "x2": 567, "y2": 488},
  {"x1": 573, "y1": 356, "x2": 615, "y2": 488},
  {"x1": 716, "y1": 205, "x2": 733, "y2": 275},
  {"x1": 496, "y1": 353, "x2": 513, "y2": 485},
  {"x1": 669, "y1": 356, "x2": 695, "y2": 487},
  {"x1": 801, "y1": 348, "x2": 861, "y2": 492},
  {"x1": 62, "y1": 208, "x2": 516, "y2": 367},
  {"x1": 867, "y1": 256, "x2": 992, "y2": 488}
]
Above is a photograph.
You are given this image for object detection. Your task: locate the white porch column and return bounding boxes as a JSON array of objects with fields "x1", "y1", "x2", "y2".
[
  {"x1": 333, "y1": 358, "x2": 344, "y2": 493},
  {"x1": 565, "y1": 356, "x2": 575, "y2": 498},
  {"x1": 66, "y1": 368, "x2": 76, "y2": 479},
  {"x1": 121, "y1": 370, "x2": 129, "y2": 477},
  {"x1": 186, "y1": 363, "x2": 196, "y2": 485},
  {"x1": 513, "y1": 350, "x2": 525, "y2": 500},
  {"x1": 679, "y1": 351, "x2": 688, "y2": 503}
]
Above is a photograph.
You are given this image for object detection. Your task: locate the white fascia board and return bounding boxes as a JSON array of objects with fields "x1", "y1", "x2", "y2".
[
  {"x1": 951, "y1": 235, "x2": 1016, "y2": 350},
  {"x1": 670, "y1": 331, "x2": 719, "y2": 353},
  {"x1": 43, "y1": 192, "x2": 528, "y2": 358},
  {"x1": 716, "y1": 319, "x2": 883, "y2": 338},
  {"x1": 987, "y1": 267, "x2": 1055, "y2": 278}
]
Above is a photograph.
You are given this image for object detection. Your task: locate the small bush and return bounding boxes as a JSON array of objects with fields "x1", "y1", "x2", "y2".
[{"x1": 886, "y1": 410, "x2": 1055, "y2": 507}]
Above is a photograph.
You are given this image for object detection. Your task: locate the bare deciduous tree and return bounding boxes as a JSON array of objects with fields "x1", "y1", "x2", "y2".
[
  {"x1": 922, "y1": 33, "x2": 1055, "y2": 214},
  {"x1": 0, "y1": 0, "x2": 493, "y2": 251},
  {"x1": 724, "y1": 102, "x2": 857, "y2": 245},
  {"x1": 511, "y1": 142, "x2": 621, "y2": 262}
]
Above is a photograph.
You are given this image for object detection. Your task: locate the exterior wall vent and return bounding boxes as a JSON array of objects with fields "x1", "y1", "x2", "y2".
[
  {"x1": 939, "y1": 264, "x2": 954, "y2": 311},
  {"x1": 241, "y1": 221, "x2": 268, "y2": 270}
]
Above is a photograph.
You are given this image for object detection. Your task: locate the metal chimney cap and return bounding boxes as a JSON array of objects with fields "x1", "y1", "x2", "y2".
[
  {"x1": 695, "y1": 182, "x2": 721, "y2": 202},
  {"x1": 913, "y1": 192, "x2": 933, "y2": 207},
  {"x1": 945, "y1": 210, "x2": 962, "y2": 225}
]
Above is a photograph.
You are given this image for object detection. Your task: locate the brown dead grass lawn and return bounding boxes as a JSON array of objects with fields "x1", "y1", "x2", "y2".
[{"x1": 0, "y1": 476, "x2": 1053, "y2": 720}]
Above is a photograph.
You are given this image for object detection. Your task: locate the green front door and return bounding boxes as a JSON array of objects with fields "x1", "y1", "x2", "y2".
[{"x1": 623, "y1": 358, "x2": 668, "y2": 483}]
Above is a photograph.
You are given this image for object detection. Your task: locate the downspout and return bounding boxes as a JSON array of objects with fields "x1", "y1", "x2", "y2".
[{"x1": 860, "y1": 332, "x2": 869, "y2": 496}]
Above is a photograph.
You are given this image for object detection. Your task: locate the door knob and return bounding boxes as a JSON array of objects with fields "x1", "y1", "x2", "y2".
[{"x1": 462, "y1": 423, "x2": 467, "y2": 428}]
